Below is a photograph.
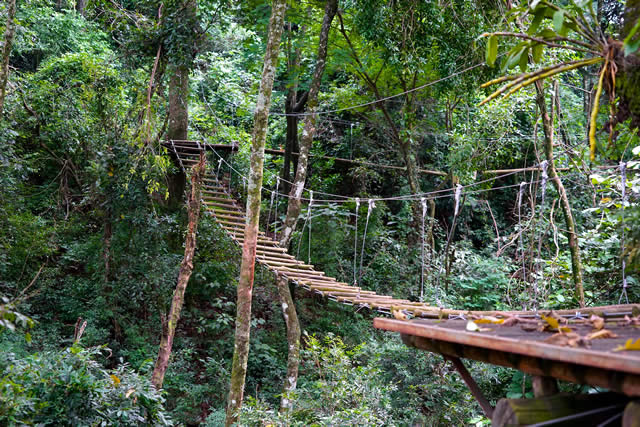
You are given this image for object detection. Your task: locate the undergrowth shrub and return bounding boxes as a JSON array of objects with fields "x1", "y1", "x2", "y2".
[{"x1": 0, "y1": 345, "x2": 170, "y2": 426}]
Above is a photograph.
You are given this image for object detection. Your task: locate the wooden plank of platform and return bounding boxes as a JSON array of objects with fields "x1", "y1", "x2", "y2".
[{"x1": 374, "y1": 317, "x2": 640, "y2": 396}]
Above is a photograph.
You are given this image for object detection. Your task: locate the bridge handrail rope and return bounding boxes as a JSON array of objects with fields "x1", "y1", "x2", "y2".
[
  {"x1": 420, "y1": 197, "x2": 428, "y2": 303},
  {"x1": 353, "y1": 197, "x2": 360, "y2": 287},
  {"x1": 199, "y1": 136, "x2": 547, "y2": 204}
]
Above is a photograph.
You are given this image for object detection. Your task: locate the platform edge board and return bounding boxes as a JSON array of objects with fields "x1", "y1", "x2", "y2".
[{"x1": 373, "y1": 318, "x2": 640, "y2": 377}]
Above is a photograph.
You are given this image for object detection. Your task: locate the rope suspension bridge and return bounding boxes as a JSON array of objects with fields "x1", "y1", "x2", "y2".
[{"x1": 163, "y1": 139, "x2": 635, "y2": 321}]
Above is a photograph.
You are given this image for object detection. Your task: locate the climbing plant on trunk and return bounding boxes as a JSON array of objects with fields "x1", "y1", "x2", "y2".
[{"x1": 225, "y1": 0, "x2": 287, "y2": 425}]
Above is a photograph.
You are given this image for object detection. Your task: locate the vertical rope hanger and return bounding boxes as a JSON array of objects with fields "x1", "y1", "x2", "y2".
[
  {"x1": 619, "y1": 162, "x2": 629, "y2": 304},
  {"x1": 308, "y1": 191, "x2": 313, "y2": 264},
  {"x1": 353, "y1": 198, "x2": 360, "y2": 286},
  {"x1": 534, "y1": 161, "x2": 549, "y2": 309},
  {"x1": 266, "y1": 177, "x2": 279, "y2": 234},
  {"x1": 358, "y1": 199, "x2": 375, "y2": 283},
  {"x1": 296, "y1": 191, "x2": 313, "y2": 261},
  {"x1": 517, "y1": 181, "x2": 528, "y2": 305},
  {"x1": 216, "y1": 158, "x2": 223, "y2": 181},
  {"x1": 420, "y1": 197, "x2": 428, "y2": 302},
  {"x1": 435, "y1": 185, "x2": 462, "y2": 306}
]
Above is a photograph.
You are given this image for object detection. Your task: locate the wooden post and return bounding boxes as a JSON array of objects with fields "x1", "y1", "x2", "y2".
[
  {"x1": 533, "y1": 376, "x2": 559, "y2": 398},
  {"x1": 445, "y1": 355, "x2": 494, "y2": 419},
  {"x1": 623, "y1": 401, "x2": 640, "y2": 427}
]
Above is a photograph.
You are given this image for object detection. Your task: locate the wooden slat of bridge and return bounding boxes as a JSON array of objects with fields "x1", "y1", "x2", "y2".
[{"x1": 166, "y1": 141, "x2": 638, "y2": 320}]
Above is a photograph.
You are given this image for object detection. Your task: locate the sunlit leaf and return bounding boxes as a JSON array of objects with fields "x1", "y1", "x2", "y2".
[{"x1": 613, "y1": 338, "x2": 640, "y2": 352}]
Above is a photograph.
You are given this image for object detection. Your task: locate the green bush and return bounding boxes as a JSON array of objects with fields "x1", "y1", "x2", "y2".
[{"x1": 0, "y1": 346, "x2": 170, "y2": 426}]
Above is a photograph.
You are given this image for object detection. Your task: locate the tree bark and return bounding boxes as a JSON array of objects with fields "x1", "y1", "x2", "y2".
[
  {"x1": 76, "y1": 0, "x2": 87, "y2": 15},
  {"x1": 152, "y1": 153, "x2": 205, "y2": 389},
  {"x1": 535, "y1": 80, "x2": 585, "y2": 307},
  {"x1": 167, "y1": 63, "x2": 189, "y2": 209},
  {"x1": 275, "y1": 0, "x2": 337, "y2": 413},
  {"x1": 0, "y1": 0, "x2": 16, "y2": 117},
  {"x1": 225, "y1": 0, "x2": 287, "y2": 424},
  {"x1": 281, "y1": 23, "x2": 306, "y2": 194},
  {"x1": 279, "y1": 0, "x2": 338, "y2": 248},
  {"x1": 275, "y1": 274, "x2": 301, "y2": 412}
]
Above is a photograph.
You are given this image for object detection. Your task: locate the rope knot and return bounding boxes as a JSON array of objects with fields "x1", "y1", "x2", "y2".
[{"x1": 454, "y1": 185, "x2": 463, "y2": 217}]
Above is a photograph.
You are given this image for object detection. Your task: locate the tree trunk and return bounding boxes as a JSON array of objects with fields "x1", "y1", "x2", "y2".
[
  {"x1": 76, "y1": 0, "x2": 87, "y2": 15},
  {"x1": 535, "y1": 80, "x2": 585, "y2": 307},
  {"x1": 225, "y1": 0, "x2": 287, "y2": 424},
  {"x1": 275, "y1": 274, "x2": 301, "y2": 412},
  {"x1": 275, "y1": 0, "x2": 337, "y2": 413},
  {"x1": 152, "y1": 152, "x2": 205, "y2": 389},
  {"x1": 0, "y1": 0, "x2": 16, "y2": 117},
  {"x1": 279, "y1": 0, "x2": 338, "y2": 247},
  {"x1": 167, "y1": 63, "x2": 189, "y2": 209}
]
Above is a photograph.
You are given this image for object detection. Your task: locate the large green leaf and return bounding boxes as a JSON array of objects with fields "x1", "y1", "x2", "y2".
[
  {"x1": 552, "y1": 10, "x2": 564, "y2": 33},
  {"x1": 486, "y1": 35, "x2": 498, "y2": 67}
]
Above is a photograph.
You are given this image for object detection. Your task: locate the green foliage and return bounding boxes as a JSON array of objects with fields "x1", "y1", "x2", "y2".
[
  {"x1": 238, "y1": 333, "x2": 395, "y2": 426},
  {"x1": 0, "y1": 346, "x2": 170, "y2": 425},
  {"x1": 0, "y1": 297, "x2": 35, "y2": 336}
]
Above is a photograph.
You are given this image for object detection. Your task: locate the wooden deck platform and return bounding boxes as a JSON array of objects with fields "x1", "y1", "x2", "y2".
[{"x1": 374, "y1": 316, "x2": 640, "y2": 397}]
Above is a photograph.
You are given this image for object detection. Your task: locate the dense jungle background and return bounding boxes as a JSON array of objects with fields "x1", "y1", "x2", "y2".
[{"x1": 1, "y1": 0, "x2": 639, "y2": 425}]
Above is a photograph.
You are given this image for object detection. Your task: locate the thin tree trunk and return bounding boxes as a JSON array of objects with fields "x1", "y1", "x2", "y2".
[
  {"x1": 279, "y1": 0, "x2": 338, "y2": 246},
  {"x1": 76, "y1": 0, "x2": 87, "y2": 15},
  {"x1": 152, "y1": 152, "x2": 205, "y2": 389},
  {"x1": 275, "y1": 1, "x2": 337, "y2": 412},
  {"x1": 225, "y1": 1, "x2": 287, "y2": 424},
  {"x1": 0, "y1": 0, "x2": 17, "y2": 117},
  {"x1": 535, "y1": 80, "x2": 585, "y2": 307}
]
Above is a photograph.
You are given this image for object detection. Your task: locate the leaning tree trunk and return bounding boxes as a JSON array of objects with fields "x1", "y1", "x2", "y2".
[
  {"x1": 275, "y1": 0, "x2": 338, "y2": 413},
  {"x1": 535, "y1": 80, "x2": 585, "y2": 307},
  {"x1": 0, "y1": 0, "x2": 17, "y2": 117},
  {"x1": 225, "y1": 1, "x2": 287, "y2": 425},
  {"x1": 152, "y1": 152, "x2": 205, "y2": 389}
]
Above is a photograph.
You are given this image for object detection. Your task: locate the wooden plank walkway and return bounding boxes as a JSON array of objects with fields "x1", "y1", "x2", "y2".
[{"x1": 165, "y1": 141, "x2": 638, "y2": 320}]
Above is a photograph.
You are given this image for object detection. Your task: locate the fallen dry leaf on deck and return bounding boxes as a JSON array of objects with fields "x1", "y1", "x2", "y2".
[
  {"x1": 589, "y1": 314, "x2": 605, "y2": 331},
  {"x1": 502, "y1": 317, "x2": 518, "y2": 327},
  {"x1": 475, "y1": 316, "x2": 505, "y2": 325},
  {"x1": 613, "y1": 338, "x2": 640, "y2": 352},
  {"x1": 466, "y1": 320, "x2": 492, "y2": 332},
  {"x1": 542, "y1": 315, "x2": 572, "y2": 333},
  {"x1": 544, "y1": 332, "x2": 589, "y2": 348},
  {"x1": 624, "y1": 315, "x2": 640, "y2": 327},
  {"x1": 586, "y1": 329, "x2": 618, "y2": 340}
]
